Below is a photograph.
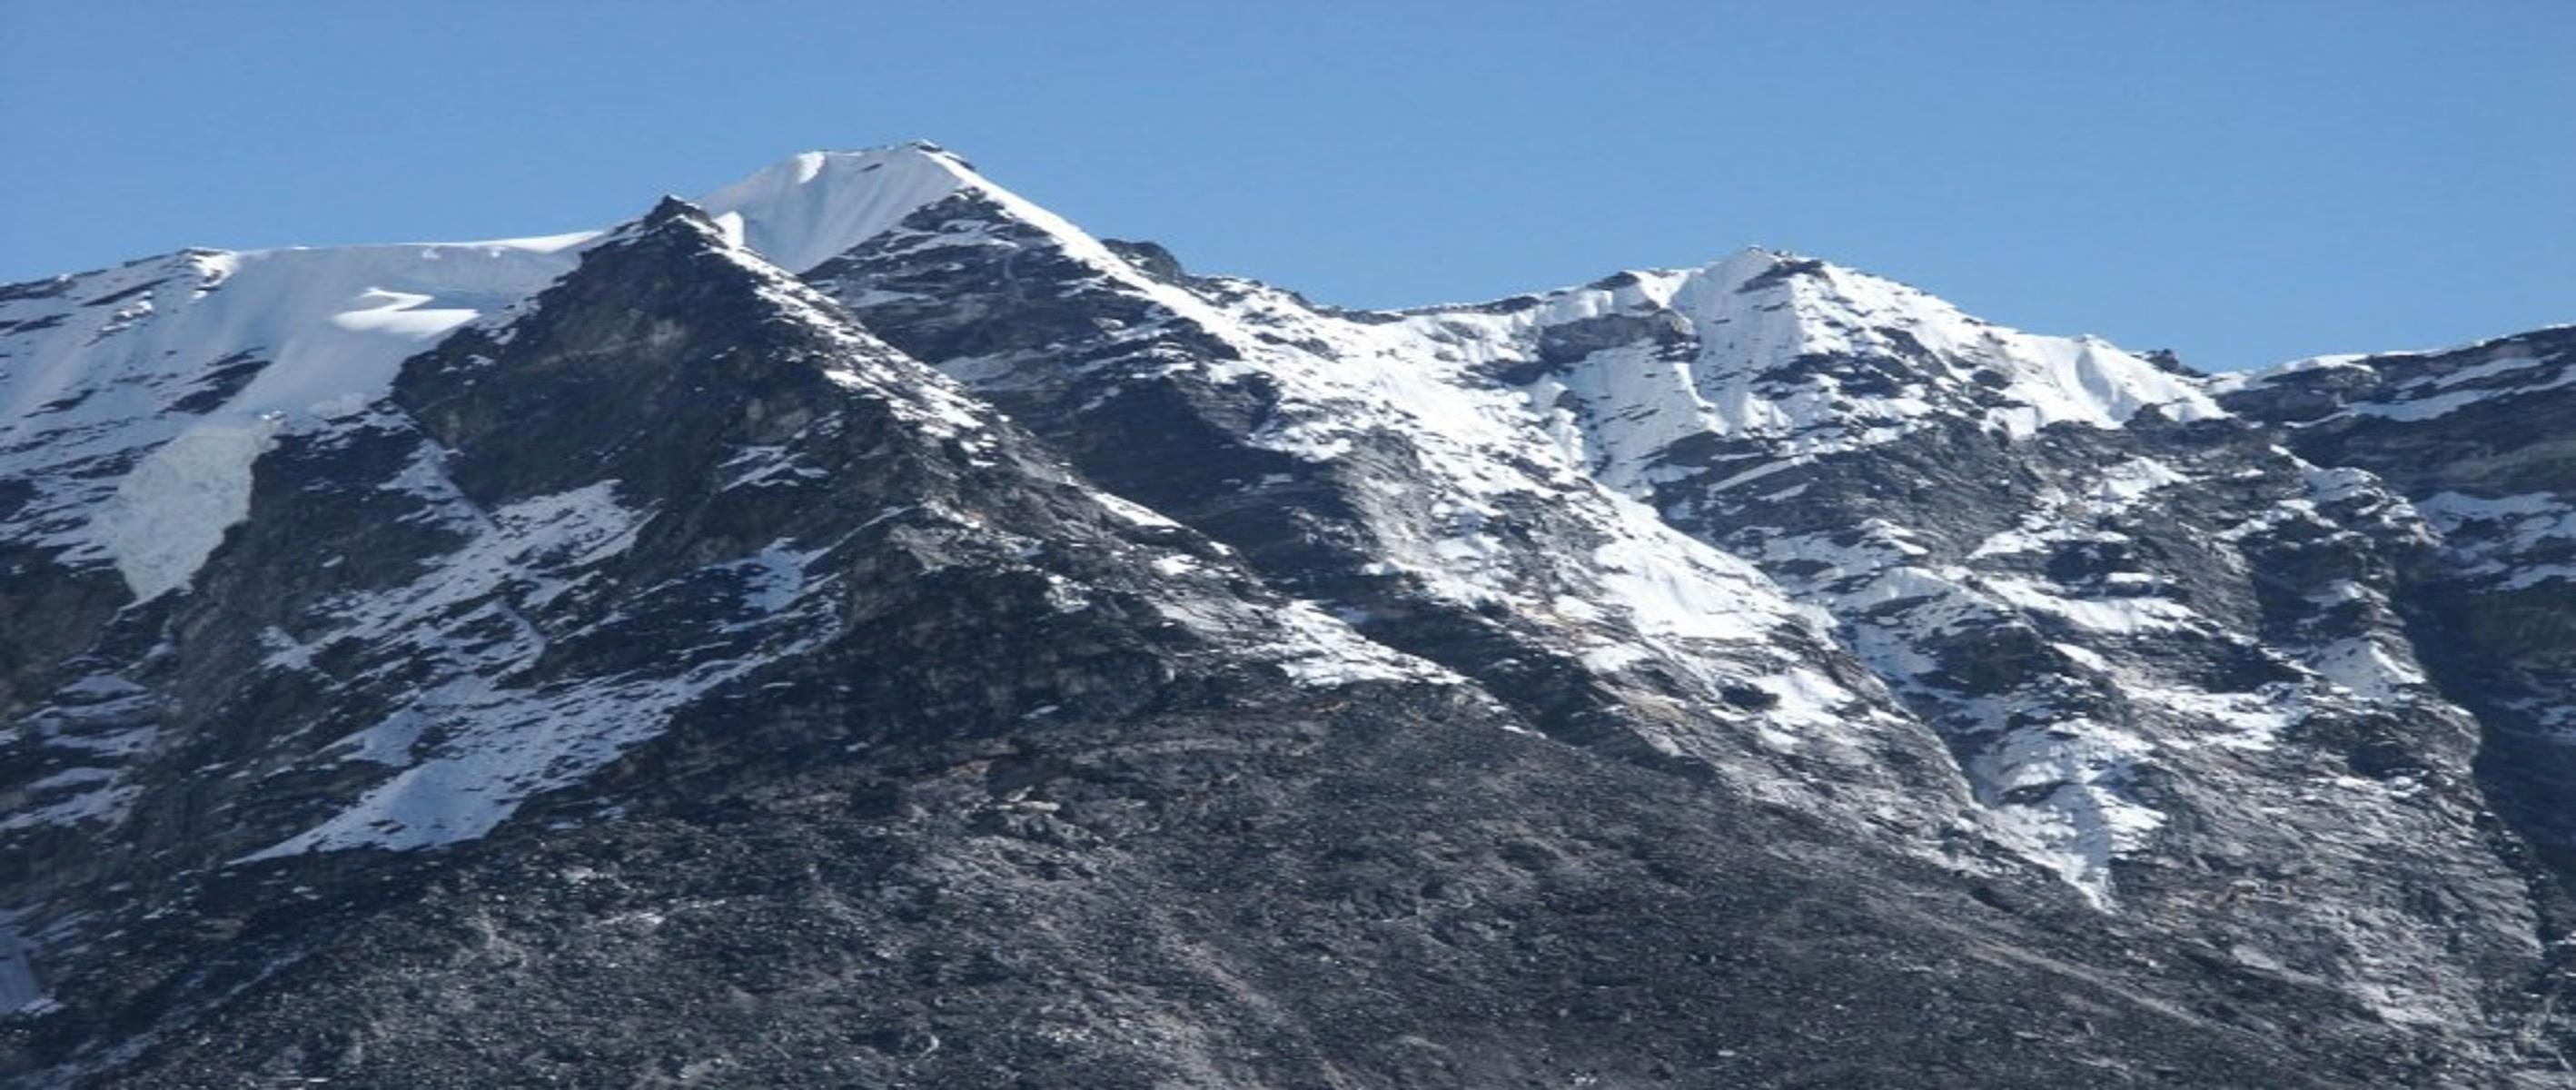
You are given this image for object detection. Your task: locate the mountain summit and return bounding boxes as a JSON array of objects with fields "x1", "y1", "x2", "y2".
[
  {"x1": 5, "y1": 144, "x2": 2574, "y2": 1086},
  {"x1": 697, "y1": 143, "x2": 996, "y2": 273}
]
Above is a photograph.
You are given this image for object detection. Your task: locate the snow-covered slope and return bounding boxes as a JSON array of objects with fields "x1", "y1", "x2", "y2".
[
  {"x1": 1422, "y1": 250, "x2": 2214, "y2": 480},
  {"x1": 0, "y1": 238, "x2": 587, "y2": 600},
  {"x1": 0, "y1": 143, "x2": 995, "y2": 607},
  {"x1": 697, "y1": 143, "x2": 990, "y2": 274}
]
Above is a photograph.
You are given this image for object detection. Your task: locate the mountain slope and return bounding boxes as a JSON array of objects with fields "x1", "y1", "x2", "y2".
[
  {"x1": 1, "y1": 193, "x2": 1452, "y2": 1076},
  {"x1": 1372, "y1": 253, "x2": 2556, "y2": 1036},
  {"x1": 4, "y1": 144, "x2": 2575, "y2": 1085},
  {"x1": 2221, "y1": 327, "x2": 2576, "y2": 869},
  {"x1": 800, "y1": 159, "x2": 2002, "y2": 867},
  {"x1": 799, "y1": 157, "x2": 2556, "y2": 1045}
]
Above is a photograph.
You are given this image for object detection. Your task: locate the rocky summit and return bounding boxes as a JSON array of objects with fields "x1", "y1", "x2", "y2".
[{"x1": 3, "y1": 143, "x2": 2574, "y2": 1087}]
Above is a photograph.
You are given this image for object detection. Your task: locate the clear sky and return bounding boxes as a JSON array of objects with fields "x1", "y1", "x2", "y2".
[{"x1": 2, "y1": 2, "x2": 2567, "y2": 372}]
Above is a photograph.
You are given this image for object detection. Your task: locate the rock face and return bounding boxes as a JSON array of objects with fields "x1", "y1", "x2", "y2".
[
  {"x1": 2, "y1": 144, "x2": 2573, "y2": 1086},
  {"x1": 2218, "y1": 329, "x2": 2576, "y2": 874}
]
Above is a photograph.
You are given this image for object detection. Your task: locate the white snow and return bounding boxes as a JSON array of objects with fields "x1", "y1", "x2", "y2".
[
  {"x1": 2416, "y1": 490, "x2": 2576, "y2": 544},
  {"x1": 1746, "y1": 520, "x2": 2185, "y2": 905},
  {"x1": 1267, "y1": 600, "x2": 1458, "y2": 688},
  {"x1": 2305, "y1": 637, "x2": 2429, "y2": 702},
  {"x1": 235, "y1": 478, "x2": 910, "y2": 858},
  {"x1": 1589, "y1": 524, "x2": 1778, "y2": 646},
  {"x1": 2129, "y1": 683, "x2": 2298, "y2": 752},
  {"x1": 2204, "y1": 352, "x2": 2371, "y2": 394},
  {"x1": 1093, "y1": 490, "x2": 1187, "y2": 530},
  {"x1": 1401, "y1": 248, "x2": 2220, "y2": 493},
  {"x1": 1971, "y1": 717, "x2": 2166, "y2": 907},
  {"x1": 2416, "y1": 354, "x2": 2551, "y2": 390},
  {"x1": 324, "y1": 287, "x2": 479, "y2": 337},
  {"x1": 698, "y1": 144, "x2": 983, "y2": 274}
]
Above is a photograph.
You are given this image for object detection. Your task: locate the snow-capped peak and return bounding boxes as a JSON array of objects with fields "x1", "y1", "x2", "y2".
[
  {"x1": 697, "y1": 142, "x2": 996, "y2": 274},
  {"x1": 1409, "y1": 247, "x2": 2220, "y2": 481},
  {"x1": 1686, "y1": 249, "x2": 2222, "y2": 433}
]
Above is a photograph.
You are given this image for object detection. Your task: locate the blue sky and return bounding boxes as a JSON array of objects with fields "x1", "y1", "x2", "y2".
[{"x1": 3, "y1": 2, "x2": 2567, "y2": 371}]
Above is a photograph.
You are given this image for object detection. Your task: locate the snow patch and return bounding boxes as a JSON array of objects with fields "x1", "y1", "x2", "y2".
[
  {"x1": 87, "y1": 417, "x2": 283, "y2": 600},
  {"x1": 2344, "y1": 363, "x2": 2576, "y2": 421}
]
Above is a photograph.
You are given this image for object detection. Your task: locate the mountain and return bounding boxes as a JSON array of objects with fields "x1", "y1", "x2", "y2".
[{"x1": 2, "y1": 143, "x2": 2571, "y2": 1087}]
